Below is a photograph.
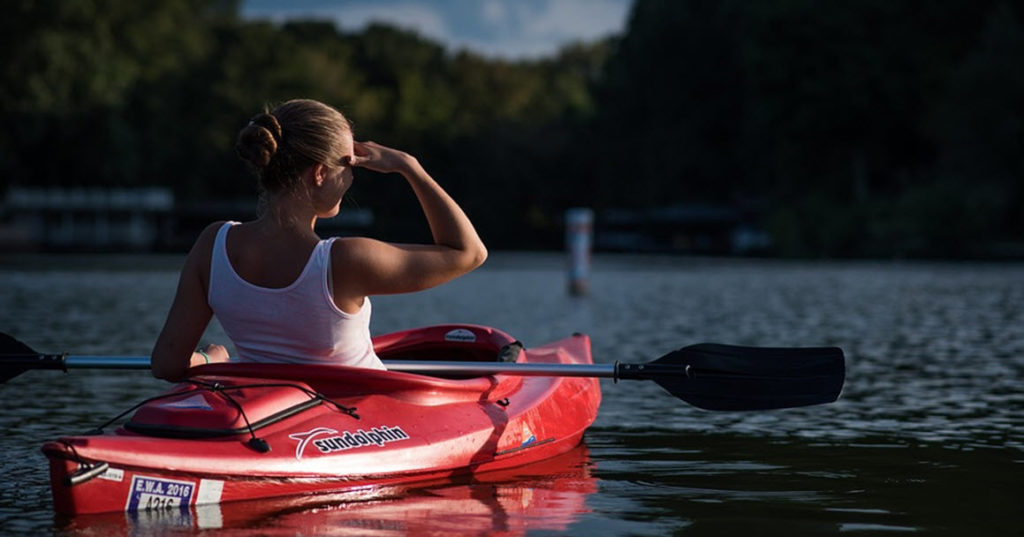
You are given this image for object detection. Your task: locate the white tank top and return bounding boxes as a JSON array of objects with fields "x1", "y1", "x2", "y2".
[{"x1": 208, "y1": 222, "x2": 384, "y2": 369}]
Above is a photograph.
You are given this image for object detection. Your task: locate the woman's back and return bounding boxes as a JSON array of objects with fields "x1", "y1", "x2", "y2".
[
  {"x1": 208, "y1": 222, "x2": 384, "y2": 369},
  {"x1": 223, "y1": 221, "x2": 319, "y2": 290}
]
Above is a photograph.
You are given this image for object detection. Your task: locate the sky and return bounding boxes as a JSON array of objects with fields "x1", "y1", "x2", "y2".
[{"x1": 241, "y1": 0, "x2": 634, "y2": 60}]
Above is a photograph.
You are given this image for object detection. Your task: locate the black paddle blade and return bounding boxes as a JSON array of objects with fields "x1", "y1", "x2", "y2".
[
  {"x1": 0, "y1": 332, "x2": 39, "y2": 383},
  {"x1": 619, "y1": 343, "x2": 845, "y2": 410}
]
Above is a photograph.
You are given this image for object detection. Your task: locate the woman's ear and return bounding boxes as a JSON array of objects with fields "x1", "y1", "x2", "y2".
[{"x1": 310, "y1": 163, "x2": 326, "y2": 187}]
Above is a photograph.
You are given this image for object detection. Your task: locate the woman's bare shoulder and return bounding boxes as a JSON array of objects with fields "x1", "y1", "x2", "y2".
[
  {"x1": 199, "y1": 220, "x2": 229, "y2": 240},
  {"x1": 330, "y1": 236, "x2": 382, "y2": 264},
  {"x1": 188, "y1": 221, "x2": 228, "y2": 254},
  {"x1": 181, "y1": 221, "x2": 230, "y2": 273}
]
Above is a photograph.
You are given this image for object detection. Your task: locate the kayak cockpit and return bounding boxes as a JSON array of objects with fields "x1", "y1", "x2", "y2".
[{"x1": 123, "y1": 326, "x2": 531, "y2": 440}]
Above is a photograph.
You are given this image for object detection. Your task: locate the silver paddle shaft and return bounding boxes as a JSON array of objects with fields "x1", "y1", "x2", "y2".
[{"x1": 62, "y1": 355, "x2": 618, "y2": 378}]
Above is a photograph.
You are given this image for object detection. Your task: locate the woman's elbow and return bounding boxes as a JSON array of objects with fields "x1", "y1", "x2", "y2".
[
  {"x1": 447, "y1": 242, "x2": 487, "y2": 274},
  {"x1": 151, "y1": 355, "x2": 186, "y2": 382},
  {"x1": 469, "y1": 243, "x2": 488, "y2": 270}
]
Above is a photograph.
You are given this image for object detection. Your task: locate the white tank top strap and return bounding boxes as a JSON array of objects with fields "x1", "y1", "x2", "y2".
[
  {"x1": 316, "y1": 236, "x2": 338, "y2": 303},
  {"x1": 209, "y1": 221, "x2": 238, "y2": 296}
]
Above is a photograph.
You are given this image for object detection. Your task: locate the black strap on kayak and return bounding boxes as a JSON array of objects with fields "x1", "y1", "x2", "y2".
[
  {"x1": 81, "y1": 380, "x2": 359, "y2": 454},
  {"x1": 86, "y1": 390, "x2": 196, "y2": 436},
  {"x1": 191, "y1": 380, "x2": 360, "y2": 453},
  {"x1": 189, "y1": 380, "x2": 360, "y2": 420},
  {"x1": 197, "y1": 381, "x2": 272, "y2": 453}
]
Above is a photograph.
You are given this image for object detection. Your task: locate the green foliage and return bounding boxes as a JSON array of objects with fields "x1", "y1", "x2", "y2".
[
  {"x1": 1, "y1": 0, "x2": 1021, "y2": 257},
  {"x1": 588, "y1": 0, "x2": 1023, "y2": 257}
]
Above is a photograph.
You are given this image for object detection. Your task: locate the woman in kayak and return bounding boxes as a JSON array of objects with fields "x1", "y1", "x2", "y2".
[{"x1": 150, "y1": 99, "x2": 487, "y2": 381}]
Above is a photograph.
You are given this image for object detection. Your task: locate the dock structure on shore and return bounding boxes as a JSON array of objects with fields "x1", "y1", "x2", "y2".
[
  {"x1": 0, "y1": 188, "x2": 373, "y2": 252},
  {"x1": 0, "y1": 187, "x2": 173, "y2": 251}
]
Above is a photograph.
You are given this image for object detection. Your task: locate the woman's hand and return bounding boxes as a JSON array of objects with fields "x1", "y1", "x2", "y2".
[
  {"x1": 191, "y1": 343, "x2": 230, "y2": 367},
  {"x1": 348, "y1": 141, "x2": 417, "y2": 175}
]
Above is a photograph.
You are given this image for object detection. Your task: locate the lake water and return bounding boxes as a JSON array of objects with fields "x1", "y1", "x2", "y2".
[{"x1": 1, "y1": 253, "x2": 1022, "y2": 535}]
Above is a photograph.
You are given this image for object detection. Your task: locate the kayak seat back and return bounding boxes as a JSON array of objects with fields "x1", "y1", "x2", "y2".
[{"x1": 371, "y1": 324, "x2": 523, "y2": 363}]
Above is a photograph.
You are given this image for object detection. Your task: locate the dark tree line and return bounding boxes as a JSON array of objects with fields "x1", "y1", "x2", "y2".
[{"x1": 2, "y1": 0, "x2": 1021, "y2": 257}]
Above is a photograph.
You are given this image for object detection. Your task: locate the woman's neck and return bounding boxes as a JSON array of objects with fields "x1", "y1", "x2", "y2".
[{"x1": 258, "y1": 191, "x2": 319, "y2": 236}]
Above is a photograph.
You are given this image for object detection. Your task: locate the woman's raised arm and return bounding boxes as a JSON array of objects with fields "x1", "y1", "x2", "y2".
[{"x1": 334, "y1": 142, "x2": 487, "y2": 298}]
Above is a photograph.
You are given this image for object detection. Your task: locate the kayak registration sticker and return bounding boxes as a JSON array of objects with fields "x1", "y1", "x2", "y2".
[{"x1": 125, "y1": 475, "x2": 196, "y2": 512}]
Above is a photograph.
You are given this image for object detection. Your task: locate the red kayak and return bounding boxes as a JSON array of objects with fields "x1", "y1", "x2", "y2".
[
  {"x1": 42, "y1": 324, "x2": 601, "y2": 515},
  {"x1": 58, "y1": 445, "x2": 597, "y2": 535}
]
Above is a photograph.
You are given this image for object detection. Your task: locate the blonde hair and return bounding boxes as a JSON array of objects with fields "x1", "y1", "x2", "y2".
[{"x1": 235, "y1": 99, "x2": 353, "y2": 192}]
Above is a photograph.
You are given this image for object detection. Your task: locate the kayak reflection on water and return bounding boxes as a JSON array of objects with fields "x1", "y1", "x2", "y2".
[{"x1": 57, "y1": 444, "x2": 597, "y2": 537}]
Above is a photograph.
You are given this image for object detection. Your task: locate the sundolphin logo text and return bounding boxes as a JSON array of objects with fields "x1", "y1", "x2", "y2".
[
  {"x1": 314, "y1": 426, "x2": 410, "y2": 454},
  {"x1": 289, "y1": 426, "x2": 410, "y2": 459},
  {"x1": 288, "y1": 427, "x2": 338, "y2": 460}
]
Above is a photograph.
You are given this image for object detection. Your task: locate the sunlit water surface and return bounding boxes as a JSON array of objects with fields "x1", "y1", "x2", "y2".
[{"x1": 1, "y1": 253, "x2": 1021, "y2": 535}]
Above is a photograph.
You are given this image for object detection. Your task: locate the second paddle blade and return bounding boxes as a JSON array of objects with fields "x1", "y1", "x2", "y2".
[
  {"x1": 619, "y1": 343, "x2": 846, "y2": 411},
  {"x1": 0, "y1": 332, "x2": 42, "y2": 383}
]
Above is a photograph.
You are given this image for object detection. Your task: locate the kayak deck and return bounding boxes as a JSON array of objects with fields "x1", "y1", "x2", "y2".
[{"x1": 42, "y1": 325, "x2": 601, "y2": 515}]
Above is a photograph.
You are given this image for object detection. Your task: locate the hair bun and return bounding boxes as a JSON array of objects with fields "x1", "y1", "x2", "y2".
[
  {"x1": 235, "y1": 113, "x2": 284, "y2": 170},
  {"x1": 250, "y1": 113, "x2": 283, "y2": 143}
]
